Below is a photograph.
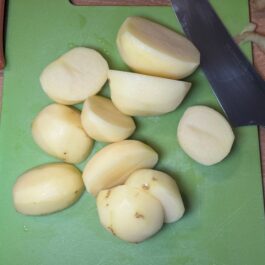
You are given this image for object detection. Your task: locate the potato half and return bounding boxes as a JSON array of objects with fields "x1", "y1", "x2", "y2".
[
  {"x1": 32, "y1": 104, "x2": 93, "y2": 164},
  {"x1": 82, "y1": 140, "x2": 158, "y2": 196},
  {"x1": 117, "y1": 17, "x2": 200, "y2": 79},
  {"x1": 109, "y1": 70, "x2": 191, "y2": 116},
  {"x1": 81, "y1": 95, "x2": 136, "y2": 142},
  {"x1": 97, "y1": 185, "x2": 164, "y2": 243},
  {"x1": 126, "y1": 169, "x2": 185, "y2": 223},
  {"x1": 40, "y1": 47, "x2": 109, "y2": 104},
  {"x1": 13, "y1": 163, "x2": 84, "y2": 215},
  {"x1": 177, "y1": 106, "x2": 235, "y2": 165}
]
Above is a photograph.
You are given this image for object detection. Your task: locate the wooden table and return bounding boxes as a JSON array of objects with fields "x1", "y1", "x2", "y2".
[
  {"x1": 250, "y1": 2, "x2": 265, "y2": 195},
  {"x1": 0, "y1": 0, "x2": 264, "y2": 195}
]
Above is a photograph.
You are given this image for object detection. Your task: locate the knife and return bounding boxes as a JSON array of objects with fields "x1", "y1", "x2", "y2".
[{"x1": 171, "y1": 0, "x2": 265, "y2": 127}]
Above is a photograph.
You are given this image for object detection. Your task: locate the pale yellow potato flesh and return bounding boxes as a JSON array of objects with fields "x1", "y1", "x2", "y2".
[
  {"x1": 126, "y1": 169, "x2": 185, "y2": 223},
  {"x1": 32, "y1": 104, "x2": 93, "y2": 164},
  {"x1": 40, "y1": 47, "x2": 109, "y2": 104},
  {"x1": 117, "y1": 17, "x2": 200, "y2": 79},
  {"x1": 82, "y1": 140, "x2": 158, "y2": 196},
  {"x1": 81, "y1": 95, "x2": 136, "y2": 142},
  {"x1": 108, "y1": 70, "x2": 191, "y2": 116},
  {"x1": 13, "y1": 163, "x2": 84, "y2": 215},
  {"x1": 177, "y1": 106, "x2": 235, "y2": 166},
  {"x1": 97, "y1": 185, "x2": 164, "y2": 243}
]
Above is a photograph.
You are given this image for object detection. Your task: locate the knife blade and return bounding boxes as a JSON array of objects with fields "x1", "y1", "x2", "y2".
[{"x1": 171, "y1": 0, "x2": 265, "y2": 127}]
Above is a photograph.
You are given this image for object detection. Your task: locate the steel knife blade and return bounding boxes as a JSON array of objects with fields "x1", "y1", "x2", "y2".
[{"x1": 171, "y1": 0, "x2": 265, "y2": 127}]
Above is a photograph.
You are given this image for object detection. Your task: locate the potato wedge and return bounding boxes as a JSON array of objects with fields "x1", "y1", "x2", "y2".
[
  {"x1": 97, "y1": 185, "x2": 164, "y2": 243},
  {"x1": 32, "y1": 104, "x2": 93, "y2": 164},
  {"x1": 81, "y1": 95, "x2": 135, "y2": 142},
  {"x1": 40, "y1": 47, "x2": 109, "y2": 104},
  {"x1": 177, "y1": 106, "x2": 235, "y2": 165},
  {"x1": 82, "y1": 140, "x2": 158, "y2": 196},
  {"x1": 13, "y1": 163, "x2": 84, "y2": 215},
  {"x1": 126, "y1": 169, "x2": 185, "y2": 223},
  {"x1": 109, "y1": 70, "x2": 191, "y2": 116},
  {"x1": 117, "y1": 17, "x2": 200, "y2": 79}
]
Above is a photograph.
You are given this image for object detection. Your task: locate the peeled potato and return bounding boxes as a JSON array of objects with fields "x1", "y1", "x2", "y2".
[
  {"x1": 32, "y1": 104, "x2": 93, "y2": 164},
  {"x1": 117, "y1": 16, "x2": 200, "y2": 79},
  {"x1": 97, "y1": 185, "x2": 164, "y2": 243},
  {"x1": 177, "y1": 106, "x2": 235, "y2": 165},
  {"x1": 126, "y1": 169, "x2": 185, "y2": 223},
  {"x1": 82, "y1": 140, "x2": 158, "y2": 196},
  {"x1": 40, "y1": 47, "x2": 109, "y2": 104},
  {"x1": 109, "y1": 70, "x2": 191, "y2": 116},
  {"x1": 81, "y1": 95, "x2": 136, "y2": 142},
  {"x1": 13, "y1": 163, "x2": 84, "y2": 215}
]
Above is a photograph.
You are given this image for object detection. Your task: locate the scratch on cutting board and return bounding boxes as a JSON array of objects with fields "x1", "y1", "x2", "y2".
[
  {"x1": 196, "y1": 178, "x2": 207, "y2": 219},
  {"x1": 209, "y1": 206, "x2": 243, "y2": 240},
  {"x1": 94, "y1": 257, "x2": 106, "y2": 265},
  {"x1": 205, "y1": 197, "x2": 255, "y2": 244}
]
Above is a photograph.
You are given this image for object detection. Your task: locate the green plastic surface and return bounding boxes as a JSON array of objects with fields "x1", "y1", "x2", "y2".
[{"x1": 0, "y1": 0, "x2": 265, "y2": 264}]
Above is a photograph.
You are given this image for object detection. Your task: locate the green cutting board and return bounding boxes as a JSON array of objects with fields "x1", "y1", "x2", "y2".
[{"x1": 0, "y1": 0, "x2": 264, "y2": 264}]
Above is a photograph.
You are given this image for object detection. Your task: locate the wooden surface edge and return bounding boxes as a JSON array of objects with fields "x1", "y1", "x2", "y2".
[
  {"x1": 71, "y1": 0, "x2": 170, "y2": 5},
  {"x1": 250, "y1": 1, "x2": 265, "y2": 198},
  {"x1": 0, "y1": 1, "x2": 264, "y2": 197},
  {"x1": 0, "y1": 0, "x2": 5, "y2": 69}
]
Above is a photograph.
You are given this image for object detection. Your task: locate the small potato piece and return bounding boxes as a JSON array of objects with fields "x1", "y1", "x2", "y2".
[
  {"x1": 13, "y1": 163, "x2": 84, "y2": 215},
  {"x1": 40, "y1": 47, "x2": 109, "y2": 104},
  {"x1": 177, "y1": 106, "x2": 235, "y2": 165},
  {"x1": 32, "y1": 104, "x2": 93, "y2": 164},
  {"x1": 117, "y1": 17, "x2": 200, "y2": 79},
  {"x1": 126, "y1": 169, "x2": 185, "y2": 223},
  {"x1": 81, "y1": 95, "x2": 136, "y2": 142},
  {"x1": 82, "y1": 140, "x2": 158, "y2": 196},
  {"x1": 109, "y1": 70, "x2": 191, "y2": 116},
  {"x1": 97, "y1": 185, "x2": 164, "y2": 243}
]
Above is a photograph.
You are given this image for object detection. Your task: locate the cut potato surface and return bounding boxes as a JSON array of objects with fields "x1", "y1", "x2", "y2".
[
  {"x1": 13, "y1": 163, "x2": 84, "y2": 215},
  {"x1": 126, "y1": 169, "x2": 185, "y2": 223},
  {"x1": 40, "y1": 47, "x2": 109, "y2": 104},
  {"x1": 109, "y1": 70, "x2": 191, "y2": 116},
  {"x1": 177, "y1": 106, "x2": 235, "y2": 166},
  {"x1": 32, "y1": 104, "x2": 93, "y2": 164},
  {"x1": 97, "y1": 185, "x2": 164, "y2": 243},
  {"x1": 82, "y1": 140, "x2": 158, "y2": 196},
  {"x1": 117, "y1": 16, "x2": 200, "y2": 79},
  {"x1": 81, "y1": 95, "x2": 136, "y2": 142}
]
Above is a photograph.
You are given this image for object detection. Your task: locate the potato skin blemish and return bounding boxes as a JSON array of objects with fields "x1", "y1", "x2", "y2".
[
  {"x1": 135, "y1": 212, "x2": 144, "y2": 219},
  {"x1": 142, "y1": 183, "x2": 149, "y2": 190},
  {"x1": 108, "y1": 226, "x2": 116, "y2": 235},
  {"x1": 105, "y1": 190, "x2": 111, "y2": 199}
]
